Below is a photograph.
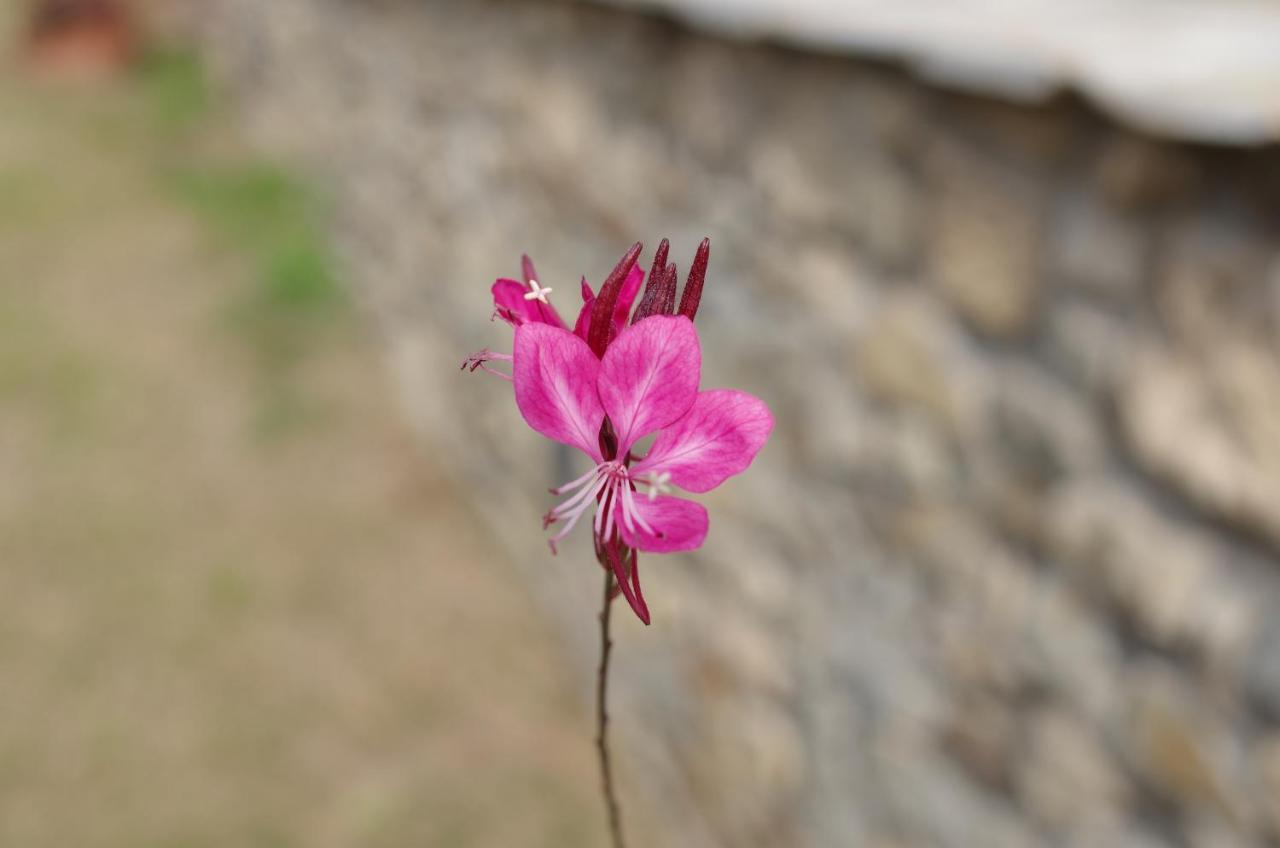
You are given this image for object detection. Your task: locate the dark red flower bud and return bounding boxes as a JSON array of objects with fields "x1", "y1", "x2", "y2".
[
  {"x1": 588, "y1": 241, "x2": 642, "y2": 358},
  {"x1": 677, "y1": 238, "x2": 710, "y2": 321},
  {"x1": 659, "y1": 262, "x2": 678, "y2": 315},
  {"x1": 631, "y1": 237, "x2": 671, "y2": 324}
]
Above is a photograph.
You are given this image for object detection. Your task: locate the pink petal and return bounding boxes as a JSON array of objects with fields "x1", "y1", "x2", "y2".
[
  {"x1": 597, "y1": 315, "x2": 700, "y2": 454},
  {"x1": 610, "y1": 265, "x2": 644, "y2": 337},
  {"x1": 492, "y1": 279, "x2": 530, "y2": 325},
  {"x1": 573, "y1": 292, "x2": 595, "y2": 343},
  {"x1": 492, "y1": 279, "x2": 566, "y2": 329},
  {"x1": 633, "y1": 389, "x2": 773, "y2": 493},
  {"x1": 513, "y1": 323, "x2": 604, "y2": 460},
  {"x1": 618, "y1": 495, "x2": 708, "y2": 553}
]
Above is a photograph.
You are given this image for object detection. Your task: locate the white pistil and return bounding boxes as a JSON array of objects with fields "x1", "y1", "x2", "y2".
[{"x1": 523, "y1": 278, "x2": 553, "y2": 303}]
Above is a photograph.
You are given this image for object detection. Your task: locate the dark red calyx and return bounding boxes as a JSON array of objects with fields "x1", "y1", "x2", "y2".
[
  {"x1": 627, "y1": 549, "x2": 648, "y2": 623},
  {"x1": 631, "y1": 237, "x2": 671, "y2": 325},
  {"x1": 587, "y1": 241, "x2": 642, "y2": 357},
  {"x1": 606, "y1": 543, "x2": 649, "y2": 624},
  {"x1": 677, "y1": 237, "x2": 710, "y2": 321}
]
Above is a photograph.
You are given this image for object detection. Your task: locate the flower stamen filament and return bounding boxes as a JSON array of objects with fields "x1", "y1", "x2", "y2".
[{"x1": 545, "y1": 461, "x2": 669, "y2": 550}]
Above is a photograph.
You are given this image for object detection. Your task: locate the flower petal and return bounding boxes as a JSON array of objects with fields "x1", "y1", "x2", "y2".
[
  {"x1": 633, "y1": 389, "x2": 773, "y2": 493},
  {"x1": 492, "y1": 279, "x2": 530, "y2": 325},
  {"x1": 598, "y1": 315, "x2": 700, "y2": 453},
  {"x1": 618, "y1": 495, "x2": 708, "y2": 553},
  {"x1": 573, "y1": 281, "x2": 595, "y2": 343},
  {"x1": 513, "y1": 323, "x2": 604, "y2": 460},
  {"x1": 610, "y1": 265, "x2": 644, "y2": 337},
  {"x1": 492, "y1": 278, "x2": 566, "y2": 329}
]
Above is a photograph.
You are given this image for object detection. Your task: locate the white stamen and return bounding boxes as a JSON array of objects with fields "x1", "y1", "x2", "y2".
[
  {"x1": 594, "y1": 483, "x2": 609, "y2": 536},
  {"x1": 550, "y1": 464, "x2": 602, "y2": 497},
  {"x1": 551, "y1": 471, "x2": 607, "y2": 518},
  {"x1": 461, "y1": 348, "x2": 514, "y2": 382},
  {"x1": 603, "y1": 482, "x2": 618, "y2": 543},
  {"x1": 618, "y1": 483, "x2": 637, "y2": 535},
  {"x1": 547, "y1": 460, "x2": 666, "y2": 549},
  {"x1": 548, "y1": 475, "x2": 608, "y2": 544},
  {"x1": 523, "y1": 278, "x2": 553, "y2": 304},
  {"x1": 621, "y1": 483, "x2": 657, "y2": 537}
]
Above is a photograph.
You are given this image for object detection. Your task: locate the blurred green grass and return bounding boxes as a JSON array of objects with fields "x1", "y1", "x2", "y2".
[
  {"x1": 139, "y1": 47, "x2": 212, "y2": 133},
  {"x1": 174, "y1": 162, "x2": 344, "y2": 324},
  {"x1": 0, "y1": 29, "x2": 602, "y2": 848},
  {"x1": 139, "y1": 47, "x2": 348, "y2": 434}
]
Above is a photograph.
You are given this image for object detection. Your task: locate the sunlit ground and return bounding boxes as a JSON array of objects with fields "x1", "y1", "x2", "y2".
[{"x1": 0, "y1": 15, "x2": 604, "y2": 847}]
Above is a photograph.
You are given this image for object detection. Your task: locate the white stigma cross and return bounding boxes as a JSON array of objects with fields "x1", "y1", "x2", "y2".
[
  {"x1": 523, "y1": 278, "x2": 553, "y2": 304},
  {"x1": 646, "y1": 471, "x2": 672, "y2": 501}
]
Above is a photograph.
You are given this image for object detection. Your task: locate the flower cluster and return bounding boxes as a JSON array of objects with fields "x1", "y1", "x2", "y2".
[{"x1": 464, "y1": 240, "x2": 772, "y2": 623}]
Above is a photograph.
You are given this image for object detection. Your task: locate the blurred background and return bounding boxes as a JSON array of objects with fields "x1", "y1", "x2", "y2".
[{"x1": 4, "y1": 0, "x2": 1280, "y2": 846}]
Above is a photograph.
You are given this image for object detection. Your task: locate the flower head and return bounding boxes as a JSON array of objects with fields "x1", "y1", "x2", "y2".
[
  {"x1": 491, "y1": 254, "x2": 567, "y2": 329},
  {"x1": 465, "y1": 240, "x2": 772, "y2": 623}
]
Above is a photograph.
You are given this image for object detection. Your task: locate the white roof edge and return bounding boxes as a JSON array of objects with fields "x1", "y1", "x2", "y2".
[{"x1": 595, "y1": 0, "x2": 1280, "y2": 146}]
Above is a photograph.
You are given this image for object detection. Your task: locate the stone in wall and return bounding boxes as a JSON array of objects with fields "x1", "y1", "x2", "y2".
[
  {"x1": 854, "y1": 289, "x2": 983, "y2": 442},
  {"x1": 1122, "y1": 663, "x2": 1251, "y2": 834},
  {"x1": 1259, "y1": 735, "x2": 1280, "y2": 840},
  {"x1": 1015, "y1": 706, "x2": 1130, "y2": 836},
  {"x1": 1045, "y1": 300, "x2": 1134, "y2": 393},
  {"x1": 1120, "y1": 342, "x2": 1280, "y2": 551},
  {"x1": 926, "y1": 138, "x2": 1044, "y2": 338},
  {"x1": 939, "y1": 93, "x2": 1084, "y2": 170},
  {"x1": 1046, "y1": 477, "x2": 1257, "y2": 664},
  {"x1": 848, "y1": 154, "x2": 921, "y2": 269},
  {"x1": 971, "y1": 360, "x2": 1106, "y2": 545},
  {"x1": 1158, "y1": 213, "x2": 1274, "y2": 345},
  {"x1": 1097, "y1": 133, "x2": 1201, "y2": 210},
  {"x1": 1244, "y1": 616, "x2": 1280, "y2": 723},
  {"x1": 1049, "y1": 187, "x2": 1148, "y2": 298}
]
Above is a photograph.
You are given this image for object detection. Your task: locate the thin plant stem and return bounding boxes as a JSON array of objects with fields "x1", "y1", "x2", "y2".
[{"x1": 596, "y1": 568, "x2": 627, "y2": 848}]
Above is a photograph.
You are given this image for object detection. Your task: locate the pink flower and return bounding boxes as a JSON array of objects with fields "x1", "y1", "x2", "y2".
[
  {"x1": 491, "y1": 254, "x2": 568, "y2": 330},
  {"x1": 464, "y1": 240, "x2": 772, "y2": 623}
]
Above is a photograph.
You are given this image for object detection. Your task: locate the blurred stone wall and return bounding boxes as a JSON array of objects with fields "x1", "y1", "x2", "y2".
[{"x1": 195, "y1": 0, "x2": 1280, "y2": 845}]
